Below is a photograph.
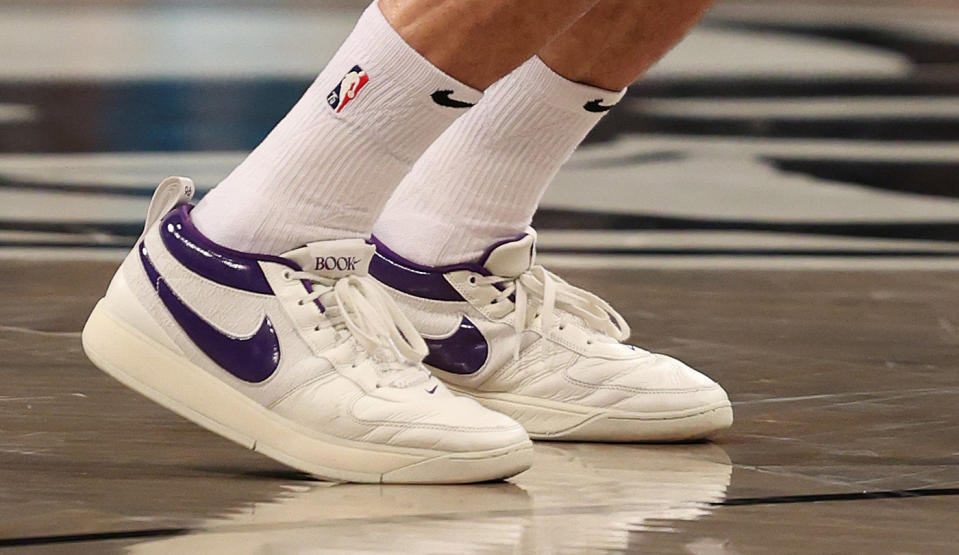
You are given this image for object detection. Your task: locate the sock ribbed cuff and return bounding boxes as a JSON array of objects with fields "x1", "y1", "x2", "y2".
[
  {"x1": 191, "y1": 1, "x2": 485, "y2": 254},
  {"x1": 372, "y1": 56, "x2": 626, "y2": 266},
  {"x1": 507, "y1": 56, "x2": 626, "y2": 113}
]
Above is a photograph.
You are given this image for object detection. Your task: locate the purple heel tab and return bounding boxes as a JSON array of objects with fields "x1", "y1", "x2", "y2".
[
  {"x1": 159, "y1": 205, "x2": 325, "y2": 309},
  {"x1": 475, "y1": 232, "x2": 530, "y2": 267},
  {"x1": 368, "y1": 236, "x2": 483, "y2": 301},
  {"x1": 158, "y1": 205, "x2": 301, "y2": 295},
  {"x1": 369, "y1": 235, "x2": 500, "y2": 275},
  {"x1": 368, "y1": 234, "x2": 529, "y2": 300},
  {"x1": 368, "y1": 233, "x2": 528, "y2": 272},
  {"x1": 167, "y1": 206, "x2": 303, "y2": 271}
]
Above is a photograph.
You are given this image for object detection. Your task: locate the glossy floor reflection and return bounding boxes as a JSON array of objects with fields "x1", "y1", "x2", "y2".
[
  {"x1": 2, "y1": 0, "x2": 959, "y2": 552},
  {"x1": 127, "y1": 444, "x2": 731, "y2": 554},
  {"x1": 2, "y1": 260, "x2": 958, "y2": 552}
]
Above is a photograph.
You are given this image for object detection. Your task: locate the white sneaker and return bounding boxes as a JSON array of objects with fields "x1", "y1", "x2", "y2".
[
  {"x1": 369, "y1": 230, "x2": 733, "y2": 442},
  {"x1": 81, "y1": 177, "x2": 532, "y2": 483}
]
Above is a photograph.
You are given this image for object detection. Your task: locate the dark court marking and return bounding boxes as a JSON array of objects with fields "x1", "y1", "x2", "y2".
[
  {"x1": 0, "y1": 175, "x2": 154, "y2": 197},
  {"x1": 715, "y1": 487, "x2": 959, "y2": 507},
  {"x1": 2, "y1": 488, "x2": 957, "y2": 547},
  {"x1": 599, "y1": 115, "x2": 959, "y2": 142},
  {"x1": 768, "y1": 159, "x2": 959, "y2": 201},
  {"x1": 0, "y1": 527, "x2": 190, "y2": 548},
  {"x1": 618, "y1": 75, "x2": 959, "y2": 100},
  {"x1": 709, "y1": 20, "x2": 959, "y2": 66},
  {"x1": 532, "y1": 210, "x2": 959, "y2": 243},
  {"x1": 3, "y1": 77, "x2": 959, "y2": 153},
  {"x1": 1, "y1": 19, "x2": 958, "y2": 154},
  {"x1": 563, "y1": 155, "x2": 959, "y2": 202}
]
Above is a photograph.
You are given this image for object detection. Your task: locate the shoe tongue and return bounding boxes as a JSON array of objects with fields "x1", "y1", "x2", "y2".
[
  {"x1": 482, "y1": 232, "x2": 536, "y2": 278},
  {"x1": 283, "y1": 238, "x2": 376, "y2": 279}
]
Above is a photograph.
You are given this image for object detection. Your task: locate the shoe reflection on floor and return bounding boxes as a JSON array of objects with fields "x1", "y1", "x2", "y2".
[{"x1": 127, "y1": 443, "x2": 731, "y2": 553}]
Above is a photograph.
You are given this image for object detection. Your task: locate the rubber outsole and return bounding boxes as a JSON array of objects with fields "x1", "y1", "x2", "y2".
[
  {"x1": 82, "y1": 300, "x2": 532, "y2": 484},
  {"x1": 444, "y1": 384, "x2": 733, "y2": 442}
]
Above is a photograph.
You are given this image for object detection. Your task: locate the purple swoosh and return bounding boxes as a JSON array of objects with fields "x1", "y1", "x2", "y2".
[
  {"x1": 160, "y1": 206, "x2": 298, "y2": 295},
  {"x1": 423, "y1": 317, "x2": 489, "y2": 375},
  {"x1": 140, "y1": 243, "x2": 280, "y2": 383}
]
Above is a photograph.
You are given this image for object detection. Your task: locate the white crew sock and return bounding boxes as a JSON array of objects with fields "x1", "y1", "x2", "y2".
[
  {"x1": 372, "y1": 56, "x2": 624, "y2": 266},
  {"x1": 191, "y1": 2, "x2": 482, "y2": 255}
]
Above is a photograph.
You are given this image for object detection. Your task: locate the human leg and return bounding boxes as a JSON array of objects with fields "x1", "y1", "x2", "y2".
[
  {"x1": 370, "y1": 0, "x2": 732, "y2": 442},
  {"x1": 82, "y1": 0, "x2": 609, "y2": 482},
  {"x1": 192, "y1": 0, "x2": 599, "y2": 255},
  {"x1": 374, "y1": 0, "x2": 714, "y2": 266}
]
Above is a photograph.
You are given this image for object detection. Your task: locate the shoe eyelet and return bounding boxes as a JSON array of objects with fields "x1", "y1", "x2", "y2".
[
  {"x1": 297, "y1": 300, "x2": 305, "y2": 306},
  {"x1": 468, "y1": 276, "x2": 477, "y2": 285},
  {"x1": 282, "y1": 271, "x2": 291, "y2": 280},
  {"x1": 558, "y1": 325, "x2": 566, "y2": 331},
  {"x1": 313, "y1": 325, "x2": 321, "y2": 332},
  {"x1": 490, "y1": 299, "x2": 498, "y2": 305},
  {"x1": 586, "y1": 340, "x2": 593, "y2": 345}
]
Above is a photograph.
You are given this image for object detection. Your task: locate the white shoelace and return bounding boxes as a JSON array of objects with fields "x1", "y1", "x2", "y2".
[
  {"x1": 286, "y1": 271, "x2": 429, "y2": 384},
  {"x1": 473, "y1": 266, "x2": 631, "y2": 360}
]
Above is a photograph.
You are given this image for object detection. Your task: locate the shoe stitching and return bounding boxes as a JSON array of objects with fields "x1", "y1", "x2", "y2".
[
  {"x1": 347, "y1": 396, "x2": 522, "y2": 432},
  {"x1": 561, "y1": 369, "x2": 720, "y2": 394}
]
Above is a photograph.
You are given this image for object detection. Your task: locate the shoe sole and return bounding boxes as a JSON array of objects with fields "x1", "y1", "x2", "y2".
[
  {"x1": 444, "y1": 384, "x2": 733, "y2": 442},
  {"x1": 82, "y1": 300, "x2": 532, "y2": 484}
]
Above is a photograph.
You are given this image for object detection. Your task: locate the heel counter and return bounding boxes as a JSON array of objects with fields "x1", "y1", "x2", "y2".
[{"x1": 101, "y1": 251, "x2": 183, "y2": 355}]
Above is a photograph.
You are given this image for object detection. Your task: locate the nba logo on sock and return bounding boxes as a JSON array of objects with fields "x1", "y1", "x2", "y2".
[{"x1": 328, "y1": 65, "x2": 369, "y2": 113}]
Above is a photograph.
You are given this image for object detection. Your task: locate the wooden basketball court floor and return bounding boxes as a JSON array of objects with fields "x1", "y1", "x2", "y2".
[{"x1": 2, "y1": 0, "x2": 959, "y2": 552}]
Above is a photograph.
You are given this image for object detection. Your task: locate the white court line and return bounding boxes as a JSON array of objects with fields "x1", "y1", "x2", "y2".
[
  {"x1": 0, "y1": 247, "x2": 126, "y2": 262},
  {"x1": 712, "y1": 3, "x2": 959, "y2": 27},
  {"x1": 0, "y1": 103, "x2": 35, "y2": 124},
  {"x1": 552, "y1": 143, "x2": 959, "y2": 224},
  {"x1": 631, "y1": 97, "x2": 959, "y2": 119},
  {"x1": 570, "y1": 136, "x2": 959, "y2": 164},
  {"x1": 0, "y1": 151, "x2": 243, "y2": 189},
  {"x1": 0, "y1": 230, "x2": 131, "y2": 245},
  {"x1": 536, "y1": 253, "x2": 959, "y2": 271},
  {"x1": 537, "y1": 230, "x2": 959, "y2": 253}
]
